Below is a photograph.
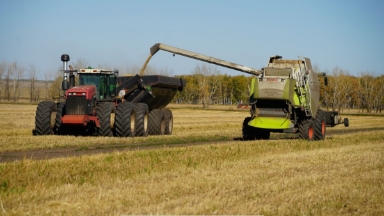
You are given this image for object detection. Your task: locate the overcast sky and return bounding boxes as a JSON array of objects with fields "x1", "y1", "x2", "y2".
[{"x1": 1, "y1": 0, "x2": 383, "y2": 79}]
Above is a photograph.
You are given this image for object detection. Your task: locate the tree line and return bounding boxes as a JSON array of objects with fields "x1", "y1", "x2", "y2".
[{"x1": 1, "y1": 60, "x2": 383, "y2": 113}]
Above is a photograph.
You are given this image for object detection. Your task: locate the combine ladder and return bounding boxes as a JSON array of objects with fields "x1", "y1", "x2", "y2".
[{"x1": 293, "y1": 68, "x2": 312, "y2": 117}]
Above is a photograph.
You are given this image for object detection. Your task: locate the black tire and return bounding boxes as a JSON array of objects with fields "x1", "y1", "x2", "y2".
[
  {"x1": 35, "y1": 101, "x2": 57, "y2": 135},
  {"x1": 257, "y1": 128, "x2": 271, "y2": 140},
  {"x1": 134, "y1": 103, "x2": 149, "y2": 137},
  {"x1": 344, "y1": 118, "x2": 349, "y2": 127},
  {"x1": 148, "y1": 109, "x2": 165, "y2": 135},
  {"x1": 163, "y1": 108, "x2": 173, "y2": 135},
  {"x1": 96, "y1": 103, "x2": 115, "y2": 136},
  {"x1": 55, "y1": 102, "x2": 66, "y2": 135},
  {"x1": 298, "y1": 118, "x2": 315, "y2": 141},
  {"x1": 314, "y1": 109, "x2": 326, "y2": 140},
  {"x1": 242, "y1": 117, "x2": 256, "y2": 140},
  {"x1": 115, "y1": 102, "x2": 136, "y2": 137}
]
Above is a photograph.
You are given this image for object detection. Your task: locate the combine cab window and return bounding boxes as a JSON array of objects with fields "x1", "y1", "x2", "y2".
[{"x1": 79, "y1": 74, "x2": 116, "y2": 100}]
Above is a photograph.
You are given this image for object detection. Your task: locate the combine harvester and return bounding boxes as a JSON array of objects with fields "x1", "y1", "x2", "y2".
[
  {"x1": 145, "y1": 43, "x2": 349, "y2": 140},
  {"x1": 34, "y1": 54, "x2": 185, "y2": 137}
]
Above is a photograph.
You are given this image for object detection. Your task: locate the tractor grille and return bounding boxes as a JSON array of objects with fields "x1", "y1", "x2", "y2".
[{"x1": 66, "y1": 96, "x2": 91, "y2": 115}]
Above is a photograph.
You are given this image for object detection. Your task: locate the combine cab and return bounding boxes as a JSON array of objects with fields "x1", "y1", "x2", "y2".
[{"x1": 34, "y1": 54, "x2": 185, "y2": 137}]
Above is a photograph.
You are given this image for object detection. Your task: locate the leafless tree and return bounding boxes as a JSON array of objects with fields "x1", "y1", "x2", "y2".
[
  {"x1": 44, "y1": 71, "x2": 54, "y2": 100},
  {"x1": 11, "y1": 63, "x2": 24, "y2": 102},
  {"x1": 192, "y1": 63, "x2": 221, "y2": 108},
  {"x1": 358, "y1": 71, "x2": 375, "y2": 113},
  {"x1": 0, "y1": 61, "x2": 6, "y2": 101},
  {"x1": 4, "y1": 62, "x2": 16, "y2": 101},
  {"x1": 28, "y1": 64, "x2": 38, "y2": 102}
]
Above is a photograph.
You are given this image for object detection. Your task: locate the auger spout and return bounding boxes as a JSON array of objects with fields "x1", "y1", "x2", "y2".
[{"x1": 141, "y1": 43, "x2": 261, "y2": 76}]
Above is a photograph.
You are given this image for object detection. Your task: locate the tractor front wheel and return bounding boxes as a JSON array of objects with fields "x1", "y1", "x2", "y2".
[
  {"x1": 96, "y1": 103, "x2": 115, "y2": 136},
  {"x1": 34, "y1": 101, "x2": 57, "y2": 135}
]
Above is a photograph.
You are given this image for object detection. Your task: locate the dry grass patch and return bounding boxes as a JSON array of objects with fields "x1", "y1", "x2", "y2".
[{"x1": 1, "y1": 131, "x2": 383, "y2": 215}]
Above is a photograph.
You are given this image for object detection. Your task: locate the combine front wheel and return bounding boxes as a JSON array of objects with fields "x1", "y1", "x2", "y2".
[
  {"x1": 242, "y1": 117, "x2": 256, "y2": 140},
  {"x1": 298, "y1": 118, "x2": 315, "y2": 141},
  {"x1": 55, "y1": 102, "x2": 66, "y2": 135},
  {"x1": 34, "y1": 101, "x2": 57, "y2": 135}
]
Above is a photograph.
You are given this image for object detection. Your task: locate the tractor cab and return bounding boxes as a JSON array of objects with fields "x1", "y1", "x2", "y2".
[{"x1": 77, "y1": 68, "x2": 119, "y2": 100}]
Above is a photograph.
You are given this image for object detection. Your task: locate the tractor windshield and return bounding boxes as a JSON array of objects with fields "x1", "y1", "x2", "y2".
[{"x1": 79, "y1": 74, "x2": 116, "y2": 99}]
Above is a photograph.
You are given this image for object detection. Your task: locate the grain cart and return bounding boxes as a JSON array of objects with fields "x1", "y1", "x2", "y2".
[
  {"x1": 144, "y1": 43, "x2": 349, "y2": 140},
  {"x1": 34, "y1": 54, "x2": 185, "y2": 137}
]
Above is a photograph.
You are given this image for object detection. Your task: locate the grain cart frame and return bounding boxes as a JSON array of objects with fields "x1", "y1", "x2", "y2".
[
  {"x1": 34, "y1": 54, "x2": 185, "y2": 137},
  {"x1": 146, "y1": 43, "x2": 349, "y2": 141}
]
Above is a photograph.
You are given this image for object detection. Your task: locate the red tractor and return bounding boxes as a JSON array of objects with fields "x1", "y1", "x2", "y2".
[{"x1": 34, "y1": 54, "x2": 185, "y2": 137}]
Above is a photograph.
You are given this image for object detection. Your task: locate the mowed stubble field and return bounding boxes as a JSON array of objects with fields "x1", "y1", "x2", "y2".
[{"x1": 0, "y1": 103, "x2": 383, "y2": 215}]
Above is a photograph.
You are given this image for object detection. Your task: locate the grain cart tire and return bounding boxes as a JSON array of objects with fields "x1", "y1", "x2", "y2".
[
  {"x1": 314, "y1": 109, "x2": 326, "y2": 140},
  {"x1": 35, "y1": 101, "x2": 57, "y2": 135},
  {"x1": 96, "y1": 103, "x2": 115, "y2": 136},
  {"x1": 344, "y1": 118, "x2": 349, "y2": 127},
  {"x1": 298, "y1": 118, "x2": 315, "y2": 141},
  {"x1": 55, "y1": 102, "x2": 66, "y2": 135},
  {"x1": 134, "y1": 103, "x2": 149, "y2": 137},
  {"x1": 148, "y1": 109, "x2": 165, "y2": 135},
  {"x1": 115, "y1": 102, "x2": 136, "y2": 137},
  {"x1": 163, "y1": 108, "x2": 173, "y2": 135},
  {"x1": 242, "y1": 117, "x2": 256, "y2": 140}
]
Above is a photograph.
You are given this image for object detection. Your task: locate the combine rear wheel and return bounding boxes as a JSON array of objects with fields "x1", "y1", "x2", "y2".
[
  {"x1": 34, "y1": 101, "x2": 57, "y2": 135},
  {"x1": 314, "y1": 109, "x2": 326, "y2": 140},
  {"x1": 298, "y1": 118, "x2": 315, "y2": 141},
  {"x1": 148, "y1": 109, "x2": 165, "y2": 135},
  {"x1": 115, "y1": 102, "x2": 136, "y2": 137},
  {"x1": 134, "y1": 103, "x2": 149, "y2": 137},
  {"x1": 96, "y1": 103, "x2": 115, "y2": 136},
  {"x1": 242, "y1": 117, "x2": 256, "y2": 140},
  {"x1": 163, "y1": 108, "x2": 173, "y2": 135}
]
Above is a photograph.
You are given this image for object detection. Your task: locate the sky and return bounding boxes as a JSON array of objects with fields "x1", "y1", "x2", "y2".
[{"x1": 0, "y1": 0, "x2": 383, "y2": 79}]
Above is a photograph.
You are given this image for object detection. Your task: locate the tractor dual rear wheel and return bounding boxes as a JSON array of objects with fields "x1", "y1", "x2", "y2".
[
  {"x1": 35, "y1": 101, "x2": 57, "y2": 135},
  {"x1": 115, "y1": 102, "x2": 136, "y2": 137},
  {"x1": 134, "y1": 103, "x2": 149, "y2": 137}
]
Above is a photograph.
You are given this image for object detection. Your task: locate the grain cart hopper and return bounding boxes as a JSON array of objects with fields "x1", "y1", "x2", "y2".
[
  {"x1": 34, "y1": 54, "x2": 185, "y2": 137},
  {"x1": 145, "y1": 43, "x2": 349, "y2": 140}
]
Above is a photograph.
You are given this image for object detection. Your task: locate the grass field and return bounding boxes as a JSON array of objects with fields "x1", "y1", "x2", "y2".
[{"x1": 0, "y1": 103, "x2": 383, "y2": 215}]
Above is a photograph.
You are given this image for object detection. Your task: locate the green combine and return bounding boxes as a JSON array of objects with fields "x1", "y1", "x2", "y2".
[{"x1": 147, "y1": 43, "x2": 349, "y2": 141}]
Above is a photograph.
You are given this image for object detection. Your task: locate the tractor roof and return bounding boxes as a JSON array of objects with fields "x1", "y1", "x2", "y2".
[{"x1": 77, "y1": 68, "x2": 116, "y2": 74}]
